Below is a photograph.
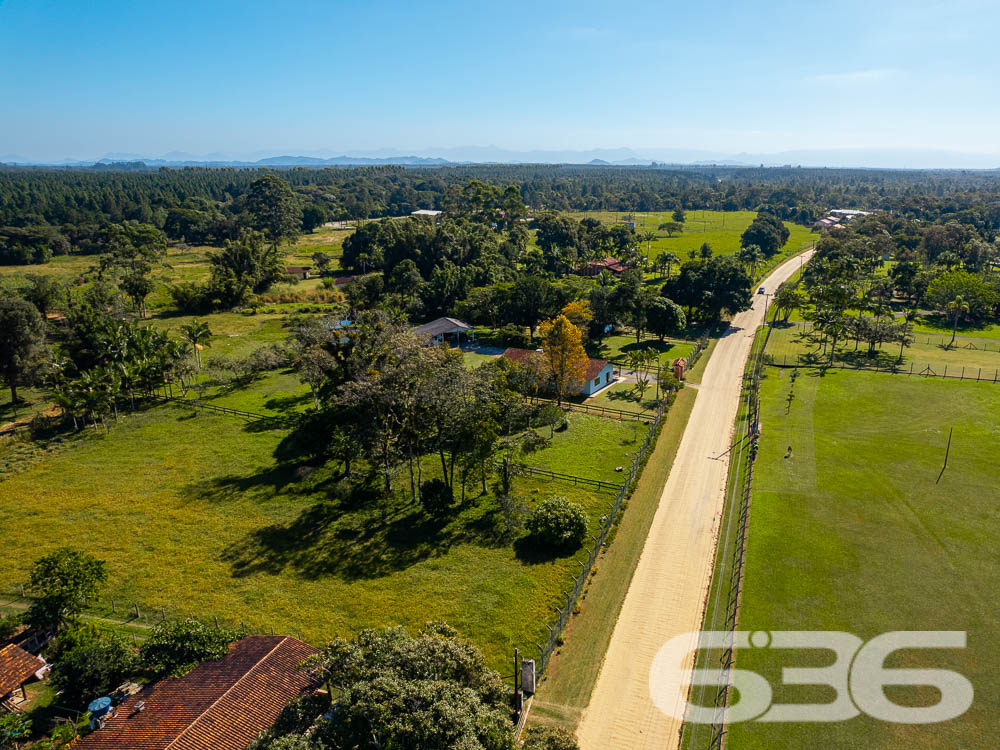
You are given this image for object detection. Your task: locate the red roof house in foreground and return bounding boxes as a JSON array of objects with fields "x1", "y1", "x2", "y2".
[
  {"x1": 73, "y1": 635, "x2": 319, "y2": 750},
  {"x1": 0, "y1": 643, "x2": 47, "y2": 707}
]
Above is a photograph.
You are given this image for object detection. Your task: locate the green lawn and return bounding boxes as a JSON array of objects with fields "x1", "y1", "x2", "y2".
[
  {"x1": 0, "y1": 404, "x2": 621, "y2": 672},
  {"x1": 912, "y1": 314, "x2": 1000, "y2": 341},
  {"x1": 765, "y1": 323, "x2": 1000, "y2": 377},
  {"x1": 522, "y1": 412, "x2": 649, "y2": 483},
  {"x1": 583, "y1": 381, "x2": 658, "y2": 412},
  {"x1": 564, "y1": 209, "x2": 815, "y2": 266},
  {"x1": 727, "y1": 370, "x2": 999, "y2": 749},
  {"x1": 588, "y1": 333, "x2": 696, "y2": 366}
]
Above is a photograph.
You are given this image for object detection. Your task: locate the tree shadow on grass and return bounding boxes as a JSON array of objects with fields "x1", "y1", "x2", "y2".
[
  {"x1": 512, "y1": 536, "x2": 582, "y2": 565},
  {"x1": 220, "y1": 490, "x2": 506, "y2": 581}
]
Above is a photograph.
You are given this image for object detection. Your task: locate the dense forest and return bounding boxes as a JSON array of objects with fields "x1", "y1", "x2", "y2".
[{"x1": 3, "y1": 164, "x2": 1000, "y2": 264}]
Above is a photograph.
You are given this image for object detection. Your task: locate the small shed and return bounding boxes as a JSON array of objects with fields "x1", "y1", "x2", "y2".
[
  {"x1": 285, "y1": 266, "x2": 312, "y2": 280},
  {"x1": 0, "y1": 644, "x2": 47, "y2": 708},
  {"x1": 582, "y1": 358, "x2": 614, "y2": 395},
  {"x1": 672, "y1": 357, "x2": 686, "y2": 381},
  {"x1": 412, "y1": 317, "x2": 474, "y2": 346}
]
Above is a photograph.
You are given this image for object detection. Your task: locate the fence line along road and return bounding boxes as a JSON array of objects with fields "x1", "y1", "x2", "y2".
[
  {"x1": 576, "y1": 248, "x2": 813, "y2": 750},
  {"x1": 527, "y1": 394, "x2": 671, "y2": 677},
  {"x1": 528, "y1": 396, "x2": 651, "y2": 422},
  {"x1": 769, "y1": 353, "x2": 1000, "y2": 383}
]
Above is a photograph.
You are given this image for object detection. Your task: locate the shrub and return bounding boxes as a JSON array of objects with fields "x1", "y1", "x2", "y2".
[
  {"x1": 48, "y1": 626, "x2": 138, "y2": 708},
  {"x1": 0, "y1": 612, "x2": 20, "y2": 641},
  {"x1": 140, "y1": 619, "x2": 239, "y2": 678},
  {"x1": 526, "y1": 496, "x2": 588, "y2": 550},
  {"x1": 420, "y1": 478, "x2": 454, "y2": 514},
  {"x1": 498, "y1": 324, "x2": 530, "y2": 348},
  {"x1": 523, "y1": 725, "x2": 580, "y2": 750}
]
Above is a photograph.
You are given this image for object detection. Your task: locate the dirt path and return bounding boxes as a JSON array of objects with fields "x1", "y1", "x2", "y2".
[{"x1": 576, "y1": 251, "x2": 813, "y2": 750}]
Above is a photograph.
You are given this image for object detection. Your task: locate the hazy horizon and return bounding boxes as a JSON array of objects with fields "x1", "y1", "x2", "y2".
[{"x1": 3, "y1": 0, "x2": 1000, "y2": 168}]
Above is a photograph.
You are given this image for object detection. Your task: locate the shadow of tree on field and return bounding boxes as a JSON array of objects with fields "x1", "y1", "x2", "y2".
[
  {"x1": 220, "y1": 490, "x2": 505, "y2": 581},
  {"x1": 512, "y1": 535, "x2": 581, "y2": 565}
]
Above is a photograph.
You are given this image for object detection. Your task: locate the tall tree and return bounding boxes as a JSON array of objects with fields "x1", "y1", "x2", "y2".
[
  {"x1": 243, "y1": 174, "x2": 302, "y2": 247},
  {"x1": 25, "y1": 547, "x2": 108, "y2": 633},
  {"x1": 946, "y1": 295, "x2": 970, "y2": 347},
  {"x1": 646, "y1": 296, "x2": 686, "y2": 341},
  {"x1": 538, "y1": 315, "x2": 588, "y2": 404},
  {"x1": 0, "y1": 296, "x2": 47, "y2": 403}
]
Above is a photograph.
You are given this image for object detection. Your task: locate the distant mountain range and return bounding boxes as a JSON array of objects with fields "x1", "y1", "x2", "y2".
[{"x1": 3, "y1": 146, "x2": 1000, "y2": 170}]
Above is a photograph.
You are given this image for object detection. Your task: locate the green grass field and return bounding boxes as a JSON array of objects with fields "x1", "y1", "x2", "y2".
[
  {"x1": 565, "y1": 210, "x2": 815, "y2": 267},
  {"x1": 727, "y1": 369, "x2": 999, "y2": 749},
  {"x1": 765, "y1": 323, "x2": 1000, "y2": 377},
  {"x1": 0, "y1": 403, "x2": 626, "y2": 672},
  {"x1": 522, "y1": 412, "x2": 649, "y2": 483}
]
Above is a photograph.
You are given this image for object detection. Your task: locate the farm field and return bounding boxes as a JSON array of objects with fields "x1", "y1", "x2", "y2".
[
  {"x1": 764, "y1": 322, "x2": 1000, "y2": 377},
  {"x1": 565, "y1": 209, "x2": 815, "y2": 268},
  {"x1": 0, "y1": 403, "x2": 626, "y2": 671},
  {"x1": 0, "y1": 225, "x2": 352, "y2": 312},
  {"x1": 727, "y1": 369, "x2": 999, "y2": 749}
]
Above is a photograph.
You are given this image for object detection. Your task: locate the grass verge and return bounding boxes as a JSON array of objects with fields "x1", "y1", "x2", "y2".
[{"x1": 528, "y1": 385, "x2": 699, "y2": 730}]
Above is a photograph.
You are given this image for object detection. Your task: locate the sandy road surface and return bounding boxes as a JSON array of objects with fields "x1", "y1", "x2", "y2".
[{"x1": 577, "y1": 251, "x2": 813, "y2": 750}]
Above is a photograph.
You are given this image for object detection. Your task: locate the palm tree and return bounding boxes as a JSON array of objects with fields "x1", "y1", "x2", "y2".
[
  {"x1": 946, "y1": 296, "x2": 970, "y2": 348},
  {"x1": 737, "y1": 244, "x2": 764, "y2": 279},
  {"x1": 659, "y1": 251, "x2": 680, "y2": 281},
  {"x1": 180, "y1": 319, "x2": 212, "y2": 370},
  {"x1": 640, "y1": 231, "x2": 657, "y2": 265},
  {"x1": 897, "y1": 309, "x2": 918, "y2": 361}
]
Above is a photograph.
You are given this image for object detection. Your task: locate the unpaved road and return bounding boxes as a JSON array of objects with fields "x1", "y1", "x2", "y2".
[{"x1": 577, "y1": 251, "x2": 813, "y2": 750}]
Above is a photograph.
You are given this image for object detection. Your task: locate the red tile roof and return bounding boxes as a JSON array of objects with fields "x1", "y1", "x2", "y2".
[
  {"x1": 0, "y1": 644, "x2": 45, "y2": 697},
  {"x1": 73, "y1": 636, "x2": 319, "y2": 750},
  {"x1": 584, "y1": 357, "x2": 611, "y2": 381}
]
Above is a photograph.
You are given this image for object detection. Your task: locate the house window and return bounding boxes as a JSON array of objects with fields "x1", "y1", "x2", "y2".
[
  {"x1": 606, "y1": 372, "x2": 611, "y2": 383},
  {"x1": 593, "y1": 377, "x2": 600, "y2": 386}
]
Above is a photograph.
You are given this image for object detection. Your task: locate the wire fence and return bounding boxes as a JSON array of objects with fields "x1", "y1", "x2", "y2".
[
  {"x1": 528, "y1": 395, "x2": 651, "y2": 421},
  {"x1": 528, "y1": 390, "x2": 675, "y2": 676},
  {"x1": 681, "y1": 325, "x2": 770, "y2": 750},
  {"x1": 767, "y1": 352, "x2": 1000, "y2": 382},
  {"x1": 153, "y1": 395, "x2": 300, "y2": 427},
  {"x1": 0, "y1": 584, "x2": 308, "y2": 647},
  {"x1": 783, "y1": 321, "x2": 1000, "y2": 351}
]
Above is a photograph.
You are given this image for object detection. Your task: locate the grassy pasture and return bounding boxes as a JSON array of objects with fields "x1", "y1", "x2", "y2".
[
  {"x1": 0, "y1": 403, "x2": 627, "y2": 671},
  {"x1": 765, "y1": 323, "x2": 1000, "y2": 377},
  {"x1": 564, "y1": 210, "x2": 815, "y2": 267},
  {"x1": 727, "y1": 369, "x2": 999, "y2": 749}
]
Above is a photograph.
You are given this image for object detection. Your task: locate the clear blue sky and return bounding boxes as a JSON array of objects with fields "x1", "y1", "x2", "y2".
[{"x1": 2, "y1": 0, "x2": 998, "y2": 162}]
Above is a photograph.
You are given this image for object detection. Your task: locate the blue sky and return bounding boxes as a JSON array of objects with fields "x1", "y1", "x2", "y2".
[{"x1": 1, "y1": 0, "x2": 998, "y2": 163}]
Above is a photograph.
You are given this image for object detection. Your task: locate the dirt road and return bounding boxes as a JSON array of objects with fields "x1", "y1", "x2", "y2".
[{"x1": 576, "y1": 251, "x2": 813, "y2": 750}]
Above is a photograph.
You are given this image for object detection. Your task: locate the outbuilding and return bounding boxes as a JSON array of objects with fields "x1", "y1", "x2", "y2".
[
  {"x1": 412, "y1": 317, "x2": 475, "y2": 346},
  {"x1": 0, "y1": 643, "x2": 47, "y2": 710}
]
